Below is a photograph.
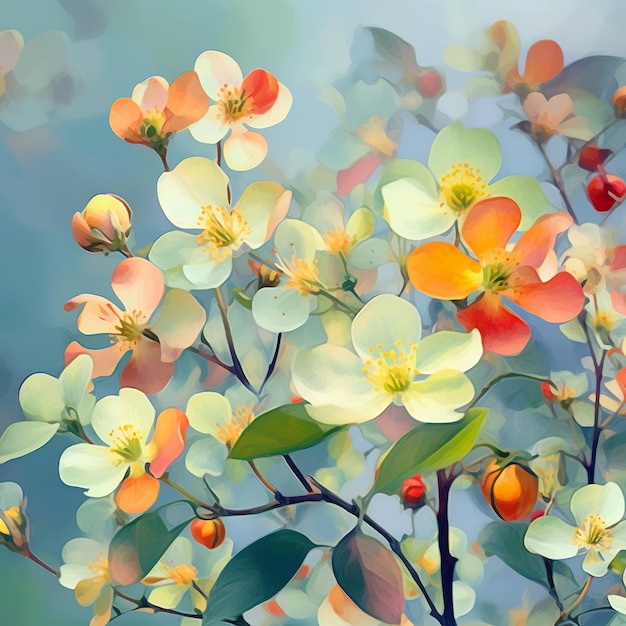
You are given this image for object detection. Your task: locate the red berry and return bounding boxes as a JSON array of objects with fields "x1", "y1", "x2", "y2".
[
  {"x1": 416, "y1": 71, "x2": 443, "y2": 99},
  {"x1": 587, "y1": 174, "x2": 626, "y2": 212},
  {"x1": 540, "y1": 381, "x2": 558, "y2": 402},
  {"x1": 530, "y1": 509, "x2": 545, "y2": 522},
  {"x1": 578, "y1": 146, "x2": 613, "y2": 172},
  {"x1": 400, "y1": 474, "x2": 427, "y2": 508},
  {"x1": 190, "y1": 518, "x2": 226, "y2": 549}
]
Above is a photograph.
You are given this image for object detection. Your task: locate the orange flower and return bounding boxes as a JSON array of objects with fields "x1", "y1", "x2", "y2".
[
  {"x1": 109, "y1": 71, "x2": 208, "y2": 155},
  {"x1": 407, "y1": 197, "x2": 585, "y2": 355},
  {"x1": 504, "y1": 39, "x2": 563, "y2": 95}
]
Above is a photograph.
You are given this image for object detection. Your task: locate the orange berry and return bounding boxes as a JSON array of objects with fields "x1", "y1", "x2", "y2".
[
  {"x1": 399, "y1": 474, "x2": 427, "y2": 508},
  {"x1": 613, "y1": 86, "x2": 626, "y2": 117},
  {"x1": 480, "y1": 459, "x2": 538, "y2": 522},
  {"x1": 190, "y1": 518, "x2": 226, "y2": 549}
]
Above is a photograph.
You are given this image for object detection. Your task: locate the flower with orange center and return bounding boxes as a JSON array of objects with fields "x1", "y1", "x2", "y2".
[
  {"x1": 407, "y1": 197, "x2": 585, "y2": 356},
  {"x1": 522, "y1": 92, "x2": 592, "y2": 142},
  {"x1": 109, "y1": 71, "x2": 208, "y2": 155},
  {"x1": 59, "y1": 389, "x2": 189, "y2": 514},
  {"x1": 64, "y1": 257, "x2": 206, "y2": 394},
  {"x1": 190, "y1": 51, "x2": 292, "y2": 171}
]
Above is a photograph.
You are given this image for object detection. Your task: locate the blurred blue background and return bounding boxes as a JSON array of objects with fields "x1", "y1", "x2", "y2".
[{"x1": 1, "y1": 0, "x2": 626, "y2": 623}]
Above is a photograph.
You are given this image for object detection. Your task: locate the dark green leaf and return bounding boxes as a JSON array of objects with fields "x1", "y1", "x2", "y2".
[
  {"x1": 229, "y1": 403, "x2": 342, "y2": 460},
  {"x1": 332, "y1": 530, "x2": 404, "y2": 624},
  {"x1": 108, "y1": 500, "x2": 195, "y2": 586},
  {"x1": 203, "y1": 530, "x2": 316, "y2": 625},
  {"x1": 366, "y1": 27, "x2": 420, "y2": 76},
  {"x1": 374, "y1": 408, "x2": 488, "y2": 494}
]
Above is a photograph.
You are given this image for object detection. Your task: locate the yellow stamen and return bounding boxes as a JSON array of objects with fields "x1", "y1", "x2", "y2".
[
  {"x1": 216, "y1": 403, "x2": 255, "y2": 450},
  {"x1": 140, "y1": 107, "x2": 167, "y2": 143},
  {"x1": 274, "y1": 246, "x2": 323, "y2": 295},
  {"x1": 572, "y1": 513, "x2": 613, "y2": 551},
  {"x1": 163, "y1": 563, "x2": 198, "y2": 587},
  {"x1": 109, "y1": 424, "x2": 144, "y2": 465},
  {"x1": 108, "y1": 305, "x2": 149, "y2": 351},
  {"x1": 440, "y1": 162, "x2": 490, "y2": 213},
  {"x1": 87, "y1": 552, "x2": 110, "y2": 582},
  {"x1": 216, "y1": 84, "x2": 252, "y2": 123},
  {"x1": 356, "y1": 115, "x2": 398, "y2": 157},
  {"x1": 197, "y1": 205, "x2": 251, "y2": 262},
  {"x1": 480, "y1": 248, "x2": 521, "y2": 293},
  {"x1": 324, "y1": 228, "x2": 354, "y2": 256},
  {"x1": 363, "y1": 341, "x2": 418, "y2": 395}
]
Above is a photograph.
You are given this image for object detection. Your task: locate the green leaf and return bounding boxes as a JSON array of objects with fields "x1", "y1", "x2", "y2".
[
  {"x1": 232, "y1": 288, "x2": 253, "y2": 310},
  {"x1": 203, "y1": 529, "x2": 316, "y2": 625},
  {"x1": 0, "y1": 421, "x2": 60, "y2": 463},
  {"x1": 374, "y1": 408, "x2": 488, "y2": 494},
  {"x1": 229, "y1": 403, "x2": 342, "y2": 460},
  {"x1": 108, "y1": 500, "x2": 195, "y2": 586},
  {"x1": 365, "y1": 27, "x2": 419, "y2": 76},
  {"x1": 332, "y1": 529, "x2": 404, "y2": 624}
]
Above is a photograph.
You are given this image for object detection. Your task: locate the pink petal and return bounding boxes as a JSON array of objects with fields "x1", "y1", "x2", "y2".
[
  {"x1": 223, "y1": 130, "x2": 268, "y2": 171},
  {"x1": 119, "y1": 340, "x2": 174, "y2": 394},
  {"x1": 65, "y1": 341, "x2": 126, "y2": 379},
  {"x1": 132, "y1": 76, "x2": 168, "y2": 111},
  {"x1": 111, "y1": 258, "x2": 164, "y2": 319},
  {"x1": 611, "y1": 289, "x2": 626, "y2": 315},
  {"x1": 64, "y1": 294, "x2": 121, "y2": 335},
  {"x1": 513, "y1": 212, "x2": 573, "y2": 268},
  {"x1": 522, "y1": 92, "x2": 547, "y2": 122},
  {"x1": 546, "y1": 93, "x2": 574, "y2": 125},
  {"x1": 337, "y1": 154, "x2": 382, "y2": 197}
]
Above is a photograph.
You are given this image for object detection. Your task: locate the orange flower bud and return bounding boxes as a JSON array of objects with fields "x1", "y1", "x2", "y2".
[
  {"x1": 613, "y1": 86, "x2": 626, "y2": 117},
  {"x1": 480, "y1": 459, "x2": 538, "y2": 522},
  {"x1": 400, "y1": 474, "x2": 427, "y2": 509},
  {"x1": 72, "y1": 193, "x2": 132, "y2": 254},
  {"x1": 190, "y1": 518, "x2": 226, "y2": 549}
]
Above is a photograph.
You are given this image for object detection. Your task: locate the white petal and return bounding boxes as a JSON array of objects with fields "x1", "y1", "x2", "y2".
[
  {"x1": 523, "y1": 516, "x2": 579, "y2": 560},
  {"x1": 59, "y1": 444, "x2": 126, "y2": 497},
  {"x1": 182, "y1": 255, "x2": 232, "y2": 289},
  {"x1": 252, "y1": 287, "x2": 312, "y2": 333},
  {"x1": 571, "y1": 482, "x2": 625, "y2": 528},
  {"x1": 247, "y1": 82, "x2": 293, "y2": 129},
  {"x1": 92, "y1": 389, "x2": 155, "y2": 445},
  {"x1": 188, "y1": 106, "x2": 229, "y2": 144},
  {"x1": 194, "y1": 50, "x2": 243, "y2": 99},
  {"x1": 186, "y1": 392, "x2": 232, "y2": 435},
  {"x1": 185, "y1": 437, "x2": 228, "y2": 477},
  {"x1": 415, "y1": 329, "x2": 482, "y2": 374},
  {"x1": 223, "y1": 130, "x2": 268, "y2": 171}
]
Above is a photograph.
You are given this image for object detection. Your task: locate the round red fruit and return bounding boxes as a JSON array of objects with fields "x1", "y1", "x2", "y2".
[
  {"x1": 416, "y1": 71, "x2": 443, "y2": 99},
  {"x1": 190, "y1": 518, "x2": 226, "y2": 549},
  {"x1": 587, "y1": 174, "x2": 626, "y2": 212}
]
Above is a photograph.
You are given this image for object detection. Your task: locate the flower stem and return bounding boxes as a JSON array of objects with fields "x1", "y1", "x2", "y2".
[
  {"x1": 437, "y1": 469, "x2": 458, "y2": 626},
  {"x1": 468, "y1": 372, "x2": 554, "y2": 409},
  {"x1": 157, "y1": 150, "x2": 170, "y2": 172},
  {"x1": 560, "y1": 576, "x2": 592, "y2": 621},
  {"x1": 538, "y1": 142, "x2": 578, "y2": 224},
  {"x1": 159, "y1": 473, "x2": 211, "y2": 509},
  {"x1": 587, "y1": 349, "x2": 607, "y2": 484},
  {"x1": 248, "y1": 460, "x2": 278, "y2": 494}
]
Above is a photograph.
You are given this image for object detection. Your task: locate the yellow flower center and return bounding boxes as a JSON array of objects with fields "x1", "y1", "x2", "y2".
[
  {"x1": 163, "y1": 563, "x2": 198, "y2": 587},
  {"x1": 356, "y1": 115, "x2": 398, "y2": 157},
  {"x1": 480, "y1": 248, "x2": 521, "y2": 293},
  {"x1": 0, "y1": 506, "x2": 21, "y2": 536},
  {"x1": 140, "y1": 107, "x2": 167, "y2": 143},
  {"x1": 573, "y1": 513, "x2": 613, "y2": 551},
  {"x1": 87, "y1": 552, "x2": 111, "y2": 582},
  {"x1": 274, "y1": 246, "x2": 323, "y2": 295},
  {"x1": 109, "y1": 424, "x2": 144, "y2": 465},
  {"x1": 108, "y1": 305, "x2": 149, "y2": 350},
  {"x1": 324, "y1": 228, "x2": 354, "y2": 256},
  {"x1": 417, "y1": 552, "x2": 438, "y2": 576},
  {"x1": 216, "y1": 84, "x2": 252, "y2": 123},
  {"x1": 197, "y1": 205, "x2": 251, "y2": 262},
  {"x1": 593, "y1": 310, "x2": 618, "y2": 331},
  {"x1": 216, "y1": 403, "x2": 254, "y2": 450},
  {"x1": 363, "y1": 341, "x2": 418, "y2": 395},
  {"x1": 440, "y1": 162, "x2": 490, "y2": 213}
]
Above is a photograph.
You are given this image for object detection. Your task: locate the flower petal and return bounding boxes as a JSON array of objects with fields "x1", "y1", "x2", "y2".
[
  {"x1": 185, "y1": 436, "x2": 228, "y2": 477},
  {"x1": 462, "y1": 197, "x2": 520, "y2": 257},
  {"x1": 64, "y1": 294, "x2": 121, "y2": 335},
  {"x1": 524, "y1": 515, "x2": 579, "y2": 560},
  {"x1": 252, "y1": 286, "x2": 312, "y2": 333},
  {"x1": 149, "y1": 409, "x2": 188, "y2": 478},
  {"x1": 65, "y1": 343, "x2": 125, "y2": 380},
  {"x1": 513, "y1": 212, "x2": 573, "y2": 268},
  {"x1": 92, "y1": 388, "x2": 155, "y2": 445},
  {"x1": 351, "y1": 294, "x2": 422, "y2": 360},
  {"x1": 132, "y1": 76, "x2": 168, "y2": 111},
  {"x1": 59, "y1": 443, "x2": 126, "y2": 497},
  {"x1": 246, "y1": 81, "x2": 293, "y2": 129},
  {"x1": 111, "y1": 257, "x2": 164, "y2": 319},
  {"x1": 188, "y1": 105, "x2": 229, "y2": 144},
  {"x1": 337, "y1": 155, "x2": 381, "y2": 197},
  {"x1": 194, "y1": 50, "x2": 243, "y2": 100},
  {"x1": 109, "y1": 98, "x2": 143, "y2": 143},
  {"x1": 151, "y1": 289, "x2": 206, "y2": 362},
  {"x1": 223, "y1": 130, "x2": 268, "y2": 171},
  {"x1": 522, "y1": 40, "x2": 563, "y2": 87},
  {"x1": 504, "y1": 269, "x2": 584, "y2": 323},
  {"x1": 182, "y1": 255, "x2": 233, "y2": 290},
  {"x1": 164, "y1": 70, "x2": 209, "y2": 133},
  {"x1": 457, "y1": 293, "x2": 531, "y2": 356},
  {"x1": 75, "y1": 576, "x2": 108, "y2": 607},
  {"x1": 241, "y1": 69, "x2": 279, "y2": 115},
  {"x1": 147, "y1": 584, "x2": 189, "y2": 609},
  {"x1": 571, "y1": 482, "x2": 625, "y2": 528},
  {"x1": 119, "y1": 341, "x2": 175, "y2": 394},
  {"x1": 403, "y1": 371, "x2": 475, "y2": 422},
  {"x1": 407, "y1": 242, "x2": 482, "y2": 300},
  {"x1": 186, "y1": 392, "x2": 232, "y2": 436},
  {"x1": 116, "y1": 472, "x2": 160, "y2": 514},
  {"x1": 157, "y1": 156, "x2": 230, "y2": 229},
  {"x1": 382, "y1": 177, "x2": 455, "y2": 240},
  {"x1": 415, "y1": 329, "x2": 482, "y2": 374},
  {"x1": 149, "y1": 230, "x2": 205, "y2": 290},
  {"x1": 233, "y1": 182, "x2": 291, "y2": 249}
]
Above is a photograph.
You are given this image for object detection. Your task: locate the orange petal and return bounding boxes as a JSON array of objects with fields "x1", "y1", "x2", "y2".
[
  {"x1": 462, "y1": 197, "x2": 520, "y2": 258},
  {"x1": 119, "y1": 341, "x2": 175, "y2": 394},
  {"x1": 116, "y1": 472, "x2": 160, "y2": 514},
  {"x1": 522, "y1": 40, "x2": 563, "y2": 88},
  {"x1": 407, "y1": 242, "x2": 482, "y2": 300},
  {"x1": 109, "y1": 98, "x2": 144, "y2": 143},
  {"x1": 241, "y1": 69, "x2": 279, "y2": 115},
  {"x1": 64, "y1": 294, "x2": 122, "y2": 335},
  {"x1": 504, "y1": 269, "x2": 584, "y2": 323},
  {"x1": 164, "y1": 70, "x2": 209, "y2": 133},
  {"x1": 616, "y1": 368, "x2": 626, "y2": 399},
  {"x1": 457, "y1": 293, "x2": 531, "y2": 356},
  {"x1": 149, "y1": 409, "x2": 188, "y2": 478},
  {"x1": 513, "y1": 212, "x2": 572, "y2": 268}
]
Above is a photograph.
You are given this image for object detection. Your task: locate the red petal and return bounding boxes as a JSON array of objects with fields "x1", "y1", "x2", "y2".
[
  {"x1": 337, "y1": 155, "x2": 381, "y2": 197},
  {"x1": 241, "y1": 69, "x2": 279, "y2": 115},
  {"x1": 457, "y1": 293, "x2": 531, "y2": 356},
  {"x1": 119, "y1": 341, "x2": 174, "y2": 394}
]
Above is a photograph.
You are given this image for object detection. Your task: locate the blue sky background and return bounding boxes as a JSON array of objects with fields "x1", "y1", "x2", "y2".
[{"x1": 1, "y1": 1, "x2": 626, "y2": 624}]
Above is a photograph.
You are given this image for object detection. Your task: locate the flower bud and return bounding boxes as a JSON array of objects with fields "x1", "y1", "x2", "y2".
[
  {"x1": 400, "y1": 474, "x2": 427, "y2": 509},
  {"x1": 72, "y1": 194, "x2": 132, "y2": 254},
  {"x1": 0, "y1": 483, "x2": 28, "y2": 553},
  {"x1": 613, "y1": 86, "x2": 626, "y2": 118},
  {"x1": 190, "y1": 518, "x2": 226, "y2": 549},
  {"x1": 480, "y1": 459, "x2": 538, "y2": 522}
]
